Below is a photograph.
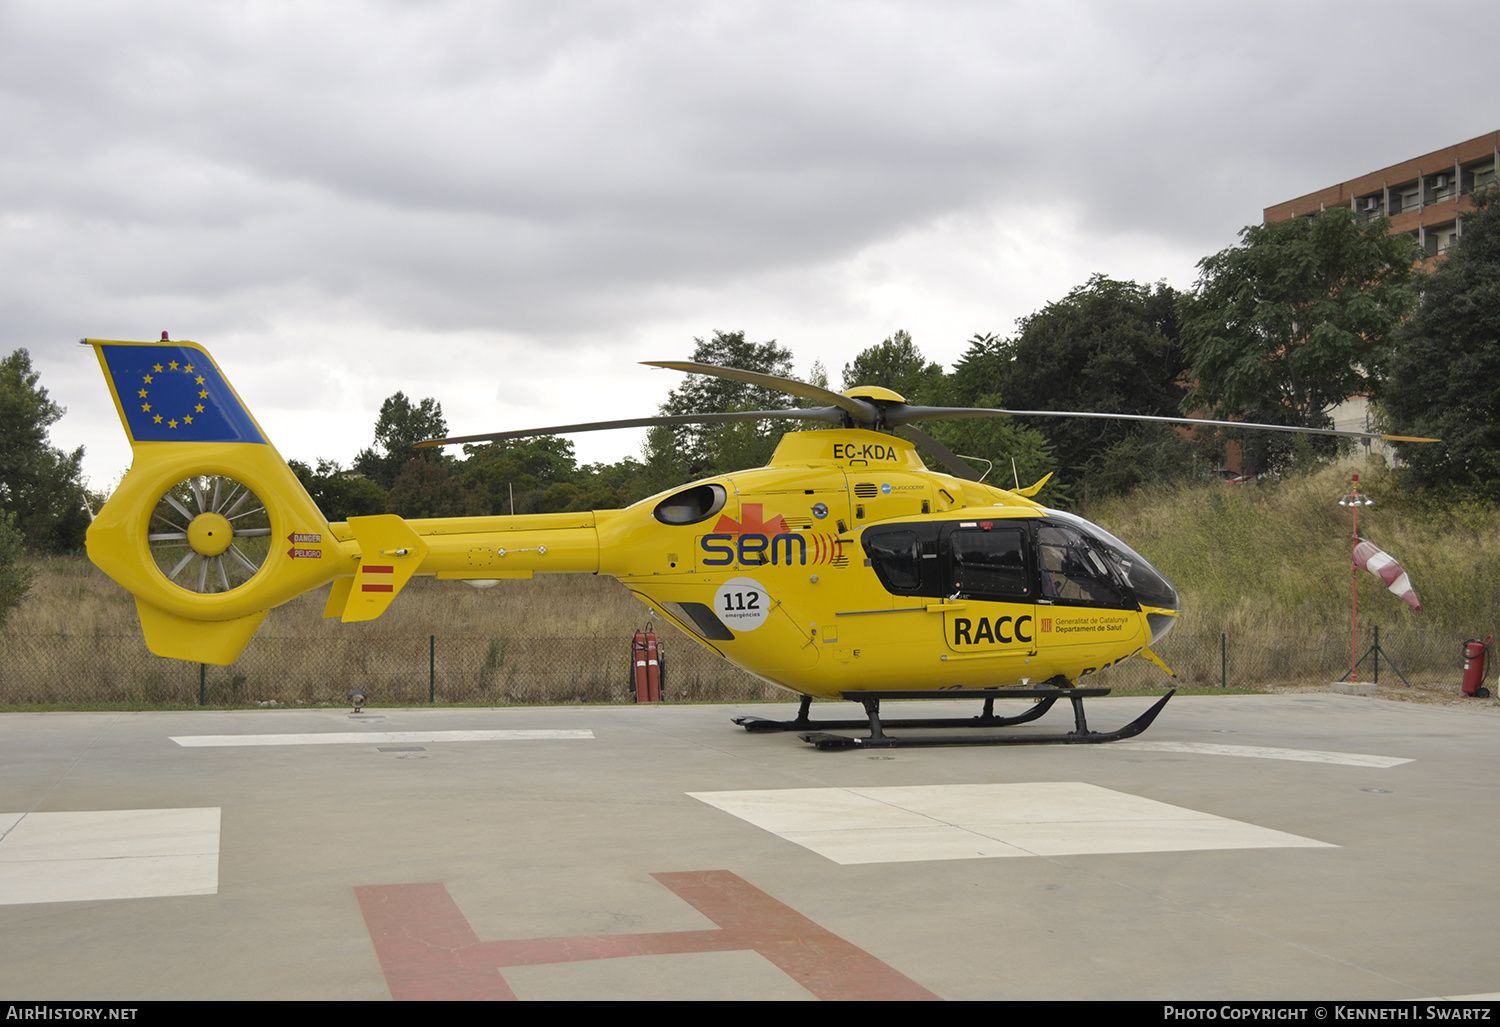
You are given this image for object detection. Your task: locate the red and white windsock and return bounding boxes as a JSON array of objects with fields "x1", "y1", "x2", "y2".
[{"x1": 1353, "y1": 539, "x2": 1421, "y2": 611}]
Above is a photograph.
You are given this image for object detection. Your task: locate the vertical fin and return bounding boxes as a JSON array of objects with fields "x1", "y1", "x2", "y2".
[
  {"x1": 324, "y1": 576, "x2": 355, "y2": 618},
  {"x1": 135, "y1": 599, "x2": 267, "y2": 666},
  {"x1": 341, "y1": 515, "x2": 430, "y2": 622}
]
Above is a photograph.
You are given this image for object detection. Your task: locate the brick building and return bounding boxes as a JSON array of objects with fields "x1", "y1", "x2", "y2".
[
  {"x1": 1241, "y1": 133, "x2": 1498, "y2": 471},
  {"x1": 1264, "y1": 130, "x2": 1498, "y2": 257}
]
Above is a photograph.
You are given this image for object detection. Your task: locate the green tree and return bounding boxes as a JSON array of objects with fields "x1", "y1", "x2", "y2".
[
  {"x1": 1380, "y1": 189, "x2": 1500, "y2": 498},
  {"x1": 648, "y1": 330, "x2": 797, "y2": 477},
  {"x1": 806, "y1": 360, "x2": 829, "y2": 391},
  {"x1": 385, "y1": 453, "x2": 466, "y2": 518},
  {"x1": 976, "y1": 276, "x2": 1195, "y2": 499},
  {"x1": 0, "y1": 349, "x2": 91, "y2": 552},
  {"x1": 459, "y1": 436, "x2": 580, "y2": 515},
  {"x1": 1181, "y1": 206, "x2": 1422, "y2": 473},
  {"x1": 0, "y1": 510, "x2": 33, "y2": 626},
  {"x1": 836, "y1": 331, "x2": 1064, "y2": 501},
  {"x1": 927, "y1": 410, "x2": 1068, "y2": 507},
  {"x1": 354, "y1": 392, "x2": 449, "y2": 489},
  {"x1": 575, "y1": 456, "x2": 649, "y2": 508},
  {"x1": 947, "y1": 332, "x2": 1010, "y2": 406},
  {"x1": 841, "y1": 330, "x2": 945, "y2": 403},
  {"x1": 289, "y1": 459, "x2": 388, "y2": 522},
  {"x1": 636, "y1": 423, "x2": 693, "y2": 498}
]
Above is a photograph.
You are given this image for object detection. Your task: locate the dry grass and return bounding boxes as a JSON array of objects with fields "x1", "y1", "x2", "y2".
[
  {"x1": 1085, "y1": 463, "x2": 1500, "y2": 674},
  {"x1": 4, "y1": 464, "x2": 1494, "y2": 707},
  {"x1": 0, "y1": 557, "x2": 776, "y2": 707}
]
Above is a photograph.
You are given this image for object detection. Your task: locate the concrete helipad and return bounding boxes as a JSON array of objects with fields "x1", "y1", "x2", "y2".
[{"x1": 1, "y1": 692, "x2": 1498, "y2": 1000}]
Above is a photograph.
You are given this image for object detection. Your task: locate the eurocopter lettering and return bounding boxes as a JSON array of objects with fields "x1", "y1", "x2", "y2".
[{"x1": 81, "y1": 339, "x2": 1438, "y2": 748}]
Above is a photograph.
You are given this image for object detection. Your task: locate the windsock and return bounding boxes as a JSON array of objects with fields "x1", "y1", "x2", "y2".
[{"x1": 1353, "y1": 539, "x2": 1421, "y2": 611}]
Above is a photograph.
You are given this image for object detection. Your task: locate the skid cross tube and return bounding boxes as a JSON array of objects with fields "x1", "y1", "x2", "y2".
[{"x1": 732, "y1": 687, "x2": 1174, "y2": 750}]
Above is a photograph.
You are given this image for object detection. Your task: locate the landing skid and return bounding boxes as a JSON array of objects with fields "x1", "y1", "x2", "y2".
[{"x1": 732, "y1": 688, "x2": 1175, "y2": 750}]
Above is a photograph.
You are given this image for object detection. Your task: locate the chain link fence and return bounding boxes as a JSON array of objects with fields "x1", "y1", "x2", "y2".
[
  {"x1": 1092, "y1": 624, "x2": 1471, "y2": 692},
  {"x1": 0, "y1": 624, "x2": 1480, "y2": 707},
  {"x1": 0, "y1": 631, "x2": 781, "y2": 707}
]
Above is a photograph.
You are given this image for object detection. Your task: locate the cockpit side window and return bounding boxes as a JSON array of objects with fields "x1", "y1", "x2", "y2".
[{"x1": 1036, "y1": 522, "x2": 1130, "y2": 608}]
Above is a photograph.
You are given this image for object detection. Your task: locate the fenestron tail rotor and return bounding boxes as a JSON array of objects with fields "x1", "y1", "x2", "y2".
[{"x1": 148, "y1": 475, "x2": 272, "y2": 594}]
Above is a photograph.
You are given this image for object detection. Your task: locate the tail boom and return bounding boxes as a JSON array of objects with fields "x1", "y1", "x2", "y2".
[{"x1": 85, "y1": 338, "x2": 608, "y2": 665}]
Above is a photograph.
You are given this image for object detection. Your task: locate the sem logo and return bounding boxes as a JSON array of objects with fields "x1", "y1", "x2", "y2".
[{"x1": 699, "y1": 504, "x2": 845, "y2": 567}]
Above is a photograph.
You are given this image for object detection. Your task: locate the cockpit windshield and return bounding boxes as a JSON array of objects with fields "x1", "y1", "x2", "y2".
[{"x1": 1041, "y1": 509, "x2": 1180, "y2": 613}]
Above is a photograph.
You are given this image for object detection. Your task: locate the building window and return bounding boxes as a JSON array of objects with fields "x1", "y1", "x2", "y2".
[
  {"x1": 1392, "y1": 182, "x2": 1421, "y2": 213},
  {"x1": 1425, "y1": 221, "x2": 1459, "y2": 256},
  {"x1": 1425, "y1": 173, "x2": 1457, "y2": 205},
  {"x1": 1463, "y1": 160, "x2": 1497, "y2": 194}
]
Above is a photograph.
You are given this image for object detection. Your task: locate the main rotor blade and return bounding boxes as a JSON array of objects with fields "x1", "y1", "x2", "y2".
[
  {"x1": 642, "y1": 361, "x2": 878, "y2": 425},
  {"x1": 893, "y1": 424, "x2": 981, "y2": 481},
  {"x1": 418, "y1": 407, "x2": 846, "y2": 448},
  {"x1": 890, "y1": 405, "x2": 1440, "y2": 443}
]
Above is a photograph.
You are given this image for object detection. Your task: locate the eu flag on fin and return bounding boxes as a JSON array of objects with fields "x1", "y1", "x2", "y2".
[{"x1": 96, "y1": 343, "x2": 265, "y2": 445}]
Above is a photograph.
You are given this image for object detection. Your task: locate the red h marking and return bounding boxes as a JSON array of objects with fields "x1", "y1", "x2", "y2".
[{"x1": 356, "y1": 870, "x2": 937, "y2": 1001}]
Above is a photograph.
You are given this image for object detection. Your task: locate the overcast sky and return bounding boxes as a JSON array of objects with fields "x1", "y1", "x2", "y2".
[{"x1": 4, "y1": 0, "x2": 1497, "y2": 490}]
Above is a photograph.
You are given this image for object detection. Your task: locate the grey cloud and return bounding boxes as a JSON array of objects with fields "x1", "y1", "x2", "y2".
[{"x1": 5, "y1": 0, "x2": 1499, "y2": 478}]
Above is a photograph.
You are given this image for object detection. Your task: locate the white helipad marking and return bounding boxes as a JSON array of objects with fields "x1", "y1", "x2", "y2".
[
  {"x1": 170, "y1": 729, "x2": 594, "y2": 747},
  {"x1": 689, "y1": 782, "x2": 1334, "y2": 865},
  {"x1": 0, "y1": 808, "x2": 220, "y2": 904},
  {"x1": 1114, "y1": 741, "x2": 1412, "y2": 767}
]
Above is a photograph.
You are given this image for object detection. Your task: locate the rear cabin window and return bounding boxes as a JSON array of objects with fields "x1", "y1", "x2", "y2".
[
  {"x1": 863, "y1": 528, "x2": 927, "y2": 594},
  {"x1": 949, "y1": 528, "x2": 1029, "y2": 600}
]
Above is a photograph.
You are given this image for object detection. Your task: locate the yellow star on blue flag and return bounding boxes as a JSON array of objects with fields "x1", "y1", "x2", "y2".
[{"x1": 95, "y1": 344, "x2": 265, "y2": 444}]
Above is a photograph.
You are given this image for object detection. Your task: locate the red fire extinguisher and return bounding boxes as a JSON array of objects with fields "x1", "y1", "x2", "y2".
[
  {"x1": 1462, "y1": 635, "x2": 1492, "y2": 698},
  {"x1": 631, "y1": 624, "x2": 664, "y2": 703}
]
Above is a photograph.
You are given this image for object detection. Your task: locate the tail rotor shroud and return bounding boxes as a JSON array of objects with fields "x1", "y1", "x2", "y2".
[{"x1": 148, "y1": 475, "x2": 272, "y2": 594}]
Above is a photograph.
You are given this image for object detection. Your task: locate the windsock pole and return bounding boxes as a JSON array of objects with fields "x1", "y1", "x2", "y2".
[
  {"x1": 1337, "y1": 474, "x2": 1374, "y2": 684},
  {"x1": 1352, "y1": 484, "x2": 1359, "y2": 683}
]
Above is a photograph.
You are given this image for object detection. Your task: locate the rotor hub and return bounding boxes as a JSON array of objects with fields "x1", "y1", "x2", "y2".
[{"x1": 187, "y1": 511, "x2": 234, "y2": 556}]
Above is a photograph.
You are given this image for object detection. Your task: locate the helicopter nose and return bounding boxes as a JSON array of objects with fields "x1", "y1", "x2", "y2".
[
  {"x1": 1133, "y1": 563, "x2": 1180, "y2": 644},
  {"x1": 1145, "y1": 599, "x2": 1179, "y2": 645}
]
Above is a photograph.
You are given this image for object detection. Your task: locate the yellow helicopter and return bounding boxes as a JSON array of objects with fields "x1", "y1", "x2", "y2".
[{"x1": 80, "y1": 338, "x2": 1438, "y2": 748}]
